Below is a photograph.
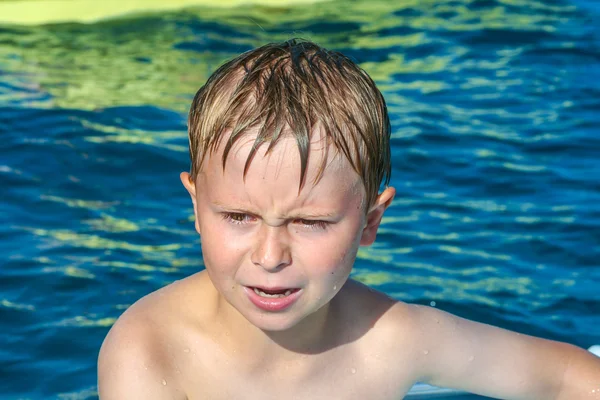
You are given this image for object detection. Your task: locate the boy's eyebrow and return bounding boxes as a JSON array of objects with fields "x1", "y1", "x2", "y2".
[
  {"x1": 291, "y1": 211, "x2": 338, "y2": 219},
  {"x1": 210, "y1": 201, "x2": 254, "y2": 214}
]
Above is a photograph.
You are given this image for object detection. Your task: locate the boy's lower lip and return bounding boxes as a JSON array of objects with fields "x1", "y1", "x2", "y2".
[{"x1": 244, "y1": 286, "x2": 302, "y2": 312}]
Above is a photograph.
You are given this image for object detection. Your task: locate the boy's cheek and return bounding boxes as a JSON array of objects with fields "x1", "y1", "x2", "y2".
[{"x1": 201, "y1": 230, "x2": 247, "y2": 260}]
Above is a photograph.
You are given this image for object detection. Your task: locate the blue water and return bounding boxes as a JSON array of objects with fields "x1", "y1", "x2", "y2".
[{"x1": 1, "y1": 0, "x2": 599, "y2": 398}]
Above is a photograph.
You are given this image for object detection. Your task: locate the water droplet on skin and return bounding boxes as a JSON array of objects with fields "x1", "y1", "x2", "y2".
[
  {"x1": 184, "y1": 348, "x2": 190, "y2": 353},
  {"x1": 423, "y1": 350, "x2": 429, "y2": 355},
  {"x1": 351, "y1": 368, "x2": 356, "y2": 374},
  {"x1": 162, "y1": 379, "x2": 167, "y2": 386}
]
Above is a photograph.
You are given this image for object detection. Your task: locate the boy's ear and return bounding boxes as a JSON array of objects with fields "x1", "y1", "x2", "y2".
[
  {"x1": 180, "y1": 172, "x2": 201, "y2": 236},
  {"x1": 360, "y1": 187, "x2": 395, "y2": 246}
]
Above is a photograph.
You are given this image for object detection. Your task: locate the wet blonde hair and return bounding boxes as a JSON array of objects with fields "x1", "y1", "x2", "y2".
[{"x1": 187, "y1": 38, "x2": 391, "y2": 209}]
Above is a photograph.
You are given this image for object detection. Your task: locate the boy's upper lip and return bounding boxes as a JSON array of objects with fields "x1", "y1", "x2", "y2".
[{"x1": 247, "y1": 285, "x2": 300, "y2": 291}]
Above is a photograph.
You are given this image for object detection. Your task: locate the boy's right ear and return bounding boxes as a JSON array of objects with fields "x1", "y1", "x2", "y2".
[{"x1": 180, "y1": 172, "x2": 201, "y2": 235}]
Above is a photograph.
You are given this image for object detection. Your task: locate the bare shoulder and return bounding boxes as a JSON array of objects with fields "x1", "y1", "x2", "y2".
[
  {"x1": 337, "y1": 281, "x2": 426, "y2": 380},
  {"x1": 339, "y1": 280, "x2": 417, "y2": 340},
  {"x1": 98, "y1": 308, "x2": 180, "y2": 399},
  {"x1": 384, "y1": 302, "x2": 594, "y2": 398},
  {"x1": 98, "y1": 274, "x2": 208, "y2": 400},
  {"x1": 340, "y1": 279, "x2": 419, "y2": 333},
  {"x1": 341, "y1": 285, "x2": 600, "y2": 398}
]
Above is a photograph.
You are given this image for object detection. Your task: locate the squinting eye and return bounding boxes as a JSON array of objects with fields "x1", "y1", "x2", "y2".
[
  {"x1": 222, "y1": 213, "x2": 253, "y2": 224},
  {"x1": 295, "y1": 219, "x2": 329, "y2": 230}
]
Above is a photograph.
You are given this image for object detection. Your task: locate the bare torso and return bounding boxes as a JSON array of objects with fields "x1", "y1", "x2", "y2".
[
  {"x1": 114, "y1": 271, "x2": 423, "y2": 400},
  {"x1": 100, "y1": 269, "x2": 596, "y2": 400}
]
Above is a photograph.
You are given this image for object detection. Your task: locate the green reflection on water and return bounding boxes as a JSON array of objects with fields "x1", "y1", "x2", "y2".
[
  {"x1": 0, "y1": 0, "x2": 565, "y2": 113},
  {"x1": 80, "y1": 118, "x2": 188, "y2": 152},
  {"x1": 42, "y1": 265, "x2": 96, "y2": 279},
  {"x1": 41, "y1": 195, "x2": 119, "y2": 210},
  {"x1": 55, "y1": 315, "x2": 116, "y2": 327},
  {"x1": 27, "y1": 227, "x2": 182, "y2": 253},
  {"x1": 439, "y1": 245, "x2": 511, "y2": 261},
  {"x1": 83, "y1": 214, "x2": 140, "y2": 233},
  {"x1": 1, "y1": 299, "x2": 36, "y2": 311},
  {"x1": 57, "y1": 386, "x2": 98, "y2": 400},
  {"x1": 352, "y1": 265, "x2": 532, "y2": 307}
]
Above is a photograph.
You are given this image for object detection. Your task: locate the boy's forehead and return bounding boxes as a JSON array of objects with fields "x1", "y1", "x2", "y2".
[
  {"x1": 196, "y1": 128, "x2": 366, "y2": 210},
  {"x1": 202, "y1": 127, "x2": 346, "y2": 180}
]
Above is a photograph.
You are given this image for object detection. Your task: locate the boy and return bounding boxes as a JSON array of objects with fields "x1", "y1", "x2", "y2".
[{"x1": 98, "y1": 39, "x2": 600, "y2": 399}]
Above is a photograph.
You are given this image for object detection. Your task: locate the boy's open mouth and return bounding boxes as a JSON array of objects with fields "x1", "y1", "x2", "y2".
[{"x1": 251, "y1": 287, "x2": 300, "y2": 298}]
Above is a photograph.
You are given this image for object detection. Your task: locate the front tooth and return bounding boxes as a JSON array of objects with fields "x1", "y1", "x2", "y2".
[
  {"x1": 255, "y1": 288, "x2": 275, "y2": 298},
  {"x1": 253, "y1": 288, "x2": 292, "y2": 298}
]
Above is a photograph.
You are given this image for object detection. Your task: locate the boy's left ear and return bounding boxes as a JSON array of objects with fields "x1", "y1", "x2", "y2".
[
  {"x1": 360, "y1": 187, "x2": 395, "y2": 246},
  {"x1": 180, "y1": 171, "x2": 201, "y2": 235}
]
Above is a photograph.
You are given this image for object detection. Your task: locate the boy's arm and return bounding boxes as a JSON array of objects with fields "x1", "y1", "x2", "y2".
[
  {"x1": 410, "y1": 305, "x2": 600, "y2": 399},
  {"x1": 556, "y1": 344, "x2": 600, "y2": 398},
  {"x1": 97, "y1": 317, "x2": 184, "y2": 400}
]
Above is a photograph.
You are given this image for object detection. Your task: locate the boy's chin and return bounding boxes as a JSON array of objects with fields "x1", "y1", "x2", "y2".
[
  {"x1": 244, "y1": 312, "x2": 306, "y2": 333},
  {"x1": 240, "y1": 303, "x2": 332, "y2": 337},
  {"x1": 222, "y1": 288, "x2": 334, "y2": 334}
]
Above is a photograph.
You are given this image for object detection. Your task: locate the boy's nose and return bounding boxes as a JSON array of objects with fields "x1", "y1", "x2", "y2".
[{"x1": 251, "y1": 225, "x2": 291, "y2": 272}]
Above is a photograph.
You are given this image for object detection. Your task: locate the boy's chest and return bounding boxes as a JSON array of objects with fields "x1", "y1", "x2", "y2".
[{"x1": 178, "y1": 349, "x2": 415, "y2": 400}]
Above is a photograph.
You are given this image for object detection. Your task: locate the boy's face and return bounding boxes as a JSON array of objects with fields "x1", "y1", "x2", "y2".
[{"x1": 181, "y1": 129, "x2": 394, "y2": 332}]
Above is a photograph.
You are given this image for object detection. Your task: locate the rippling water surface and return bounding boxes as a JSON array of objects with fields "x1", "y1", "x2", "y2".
[{"x1": 1, "y1": 0, "x2": 599, "y2": 398}]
